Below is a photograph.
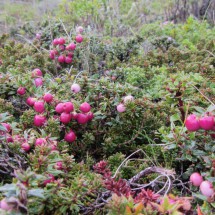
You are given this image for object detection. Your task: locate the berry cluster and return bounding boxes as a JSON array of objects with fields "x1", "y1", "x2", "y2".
[
  {"x1": 190, "y1": 172, "x2": 214, "y2": 198},
  {"x1": 49, "y1": 27, "x2": 84, "y2": 64},
  {"x1": 116, "y1": 95, "x2": 134, "y2": 113},
  {"x1": 185, "y1": 114, "x2": 215, "y2": 132}
]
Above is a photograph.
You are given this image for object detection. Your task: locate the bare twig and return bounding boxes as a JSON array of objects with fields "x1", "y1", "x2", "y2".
[{"x1": 192, "y1": 85, "x2": 215, "y2": 106}]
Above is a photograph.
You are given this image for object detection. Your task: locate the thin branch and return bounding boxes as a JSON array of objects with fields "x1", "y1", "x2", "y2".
[{"x1": 192, "y1": 85, "x2": 215, "y2": 106}]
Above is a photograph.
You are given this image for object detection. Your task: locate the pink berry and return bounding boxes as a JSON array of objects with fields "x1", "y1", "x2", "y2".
[
  {"x1": 77, "y1": 113, "x2": 88, "y2": 124},
  {"x1": 58, "y1": 55, "x2": 65, "y2": 63},
  {"x1": 71, "y1": 83, "x2": 81, "y2": 93},
  {"x1": 50, "y1": 141, "x2": 58, "y2": 151},
  {"x1": 17, "y1": 87, "x2": 26, "y2": 95},
  {"x1": 117, "y1": 104, "x2": 126, "y2": 113},
  {"x1": 55, "y1": 103, "x2": 64, "y2": 113},
  {"x1": 26, "y1": 97, "x2": 36, "y2": 106},
  {"x1": 59, "y1": 45, "x2": 65, "y2": 51},
  {"x1": 43, "y1": 174, "x2": 55, "y2": 186},
  {"x1": 67, "y1": 52, "x2": 74, "y2": 58},
  {"x1": 200, "y1": 181, "x2": 214, "y2": 197},
  {"x1": 64, "y1": 130, "x2": 76, "y2": 143},
  {"x1": 43, "y1": 93, "x2": 53, "y2": 103},
  {"x1": 80, "y1": 102, "x2": 91, "y2": 113},
  {"x1": 49, "y1": 50, "x2": 57, "y2": 59},
  {"x1": 34, "y1": 101, "x2": 45, "y2": 113},
  {"x1": 66, "y1": 42, "x2": 76, "y2": 51},
  {"x1": 34, "y1": 78, "x2": 43, "y2": 87},
  {"x1": 190, "y1": 172, "x2": 203, "y2": 187},
  {"x1": 87, "y1": 112, "x2": 94, "y2": 121},
  {"x1": 55, "y1": 161, "x2": 63, "y2": 170},
  {"x1": 52, "y1": 39, "x2": 59, "y2": 46},
  {"x1": 49, "y1": 54, "x2": 54, "y2": 60},
  {"x1": 0, "y1": 199, "x2": 12, "y2": 211},
  {"x1": 21, "y1": 142, "x2": 31, "y2": 152},
  {"x1": 36, "y1": 33, "x2": 41, "y2": 40},
  {"x1": 32, "y1": 68, "x2": 42, "y2": 78},
  {"x1": 58, "y1": 38, "x2": 65, "y2": 45},
  {"x1": 34, "y1": 115, "x2": 46, "y2": 127},
  {"x1": 60, "y1": 112, "x2": 72, "y2": 124},
  {"x1": 6, "y1": 135, "x2": 14, "y2": 143},
  {"x1": 199, "y1": 116, "x2": 214, "y2": 130},
  {"x1": 75, "y1": 34, "x2": 83, "y2": 43},
  {"x1": 1, "y1": 123, "x2": 11, "y2": 132},
  {"x1": 124, "y1": 95, "x2": 134, "y2": 103},
  {"x1": 65, "y1": 56, "x2": 72, "y2": 64},
  {"x1": 71, "y1": 112, "x2": 78, "y2": 120},
  {"x1": 185, "y1": 114, "x2": 200, "y2": 131},
  {"x1": 76, "y1": 26, "x2": 84, "y2": 34},
  {"x1": 63, "y1": 102, "x2": 74, "y2": 113},
  {"x1": 35, "y1": 138, "x2": 46, "y2": 146}
]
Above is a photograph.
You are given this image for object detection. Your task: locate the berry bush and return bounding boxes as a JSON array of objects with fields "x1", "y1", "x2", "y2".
[{"x1": 0, "y1": 15, "x2": 215, "y2": 214}]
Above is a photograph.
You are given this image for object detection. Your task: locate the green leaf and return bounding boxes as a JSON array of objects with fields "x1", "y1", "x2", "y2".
[
  {"x1": 193, "y1": 150, "x2": 206, "y2": 156},
  {"x1": 193, "y1": 106, "x2": 205, "y2": 114},
  {"x1": 192, "y1": 193, "x2": 207, "y2": 201},
  {"x1": 28, "y1": 189, "x2": 45, "y2": 199},
  {"x1": 170, "y1": 114, "x2": 181, "y2": 122},
  {"x1": 207, "y1": 105, "x2": 215, "y2": 113},
  {"x1": 0, "y1": 184, "x2": 16, "y2": 192}
]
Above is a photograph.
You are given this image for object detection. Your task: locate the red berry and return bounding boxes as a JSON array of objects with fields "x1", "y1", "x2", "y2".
[
  {"x1": 34, "y1": 115, "x2": 46, "y2": 127},
  {"x1": 34, "y1": 77, "x2": 43, "y2": 87},
  {"x1": 64, "y1": 130, "x2": 76, "y2": 143},
  {"x1": 43, "y1": 174, "x2": 55, "y2": 186},
  {"x1": 87, "y1": 112, "x2": 94, "y2": 121},
  {"x1": 6, "y1": 135, "x2": 14, "y2": 143},
  {"x1": 32, "y1": 68, "x2": 42, "y2": 77},
  {"x1": 200, "y1": 181, "x2": 214, "y2": 197},
  {"x1": 58, "y1": 38, "x2": 65, "y2": 45},
  {"x1": 71, "y1": 83, "x2": 81, "y2": 93},
  {"x1": 67, "y1": 52, "x2": 74, "y2": 58},
  {"x1": 123, "y1": 95, "x2": 134, "y2": 103},
  {"x1": 58, "y1": 55, "x2": 65, "y2": 63},
  {"x1": 0, "y1": 199, "x2": 12, "y2": 211},
  {"x1": 50, "y1": 142, "x2": 58, "y2": 151},
  {"x1": 66, "y1": 42, "x2": 76, "y2": 50},
  {"x1": 26, "y1": 97, "x2": 36, "y2": 106},
  {"x1": 59, "y1": 45, "x2": 65, "y2": 51},
  {"x1": 34, "y1": 101, "x2": 45, "y2": 113},
  {"x1": 36, "y1": 33, "x2": 41, "y2": 40},
  {"x1": 49, "y1": 50, "x2": 56, "y2": 59},
  {"x1": 76, "y1": 26, "x2": 84, "y2": 34},
  {"x1": 63, "y1": 102, "x2": 74, "y2": 113},
  {"x1": 77, "y1": 113, "x2": 88, "y2": 124},
  {"x1": 71, "y1": 112, "x2": 78, "y2": 120},
  {"x1": 190, "y1": 172, "x2": 203, "y2": 187},
  {"x1": 21, "y1": 142, "x2": 31, "y2": 152},
  {"x1": 35, "y1": 138, "x2": 46, "y2": 146},
  {"x1": 1, "y1": 123, "x2": 11, "y2": 132},
  {"x1": 80, "y1": 102, "x2": 91, "y2": 113},
  {"x1": 199, "y1": 116, "x2": 214, "y2": 130},
  {"x1": 65, "y1": 56, "x2": 72, "y2": 64},
  {"x1": 43, "y1": 93, "x2": 54, "y2": 103},
  {"x1": 185, "y1": 114, "x2": 200, "y2": 131},
  {"x1": 60, "y1": 112, "x2": 72, "y2": 124},
  {"x1": 52, "y1": 39, "x2": 59, "y2": 46},
  {"x1": 117, "y1": 104, "x2": 126, "y2": 113},
  {"x1": 75, "y1": 34, "x2": 83, "y2": 43},
  {"x1": 55, "y1": 161, "x2": 63, "y2": 170},
  {"x1": 17, "y1": 87, "x2": 26, "y2": 95},
  {"x1": 55, "y1": 103, "x2": 64, "y2": 113}
]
